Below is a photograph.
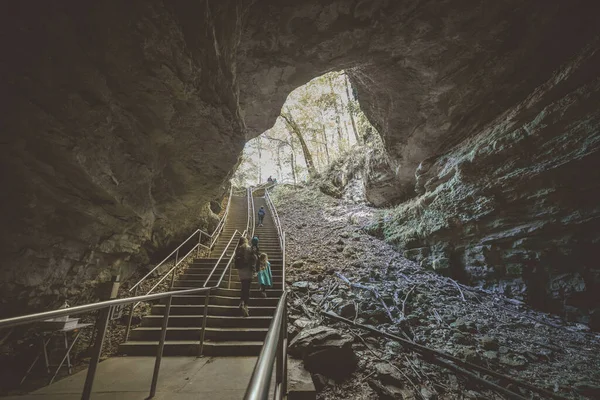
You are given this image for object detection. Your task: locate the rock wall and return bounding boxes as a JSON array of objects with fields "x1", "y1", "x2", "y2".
[
  {"x1": 368, "y1": 43, "x2": 600, "y2": 325},
  {"x1": 1, "y1": 0, "x2": 599, "y2": 318},
  {"x1": 0, "y1": 1, "x2": 241, "y2": 314}
]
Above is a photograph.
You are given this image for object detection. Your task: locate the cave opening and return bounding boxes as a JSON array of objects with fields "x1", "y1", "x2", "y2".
[{"x1": 233, "y1": 70, "x2": 382, "y2": 188}]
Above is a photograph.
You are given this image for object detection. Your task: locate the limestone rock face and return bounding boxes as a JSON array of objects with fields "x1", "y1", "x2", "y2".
[
  {"x1": 0, "y1": 1, "x2": 238, "y2": 313},
  {"x1": 1, "y1": 0, "x2": 599, "y2": 317},
  {"x1": 375, "y1": 43, "x2": 600, "y2": 322}
]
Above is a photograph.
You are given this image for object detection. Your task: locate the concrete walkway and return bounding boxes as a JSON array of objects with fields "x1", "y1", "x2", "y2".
[{"x1": 4, "y1": 356, "x2": 260, "y2": 399}]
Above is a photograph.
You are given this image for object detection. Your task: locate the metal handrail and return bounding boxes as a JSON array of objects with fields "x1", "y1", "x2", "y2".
[
  {"x1": 129, "y1": 229, "x2": 210, "y2": 292},
  {"x1": 202, "y1": 229, "x2": 245, "y2": 287},
  {"x1": 209, "y1": 185, "x2": 234, "y2": 249},
  {"x1": 244, "y1": 184, "x2": 288, "y2": 400},
  {"x1": 129, "y1": 184, "x2": 233, "y2": 292},
  {"x1": 124, "y1": 184, "x2": 233, "y2": 340},
  {"x1": 243, "y1": 292, "x2": 288, "y2": 400},
  {"x1": 250, "y1": 187, "x2": 256, "y2": 239},
  {"x1": 265, "y1": 188, "x2": 283, "y2": 249},
  {"x1": 0, "y1": 286, "x2": 213, "y2": 400}
]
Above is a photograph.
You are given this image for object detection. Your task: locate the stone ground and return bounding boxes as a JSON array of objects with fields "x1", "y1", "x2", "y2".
[
  {"x1": 3, "y1": 356, "x2": 261, "y2": 400},
  {"x1": 272, "y1": 185, "x2": 600, "y2": 400}
]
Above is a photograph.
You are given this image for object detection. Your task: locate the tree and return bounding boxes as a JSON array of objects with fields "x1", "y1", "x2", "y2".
[
  {"x1": 280, "y1": 110, "x2": 317, "y2": 176},
  {"x1": 344, "y1": 73, "x2": 362, "y2": 144}
]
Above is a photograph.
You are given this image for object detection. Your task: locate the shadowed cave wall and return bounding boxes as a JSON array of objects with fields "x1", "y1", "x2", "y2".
[{"x1": 0, "y1": 0, "x2": 599, "y2": 323}]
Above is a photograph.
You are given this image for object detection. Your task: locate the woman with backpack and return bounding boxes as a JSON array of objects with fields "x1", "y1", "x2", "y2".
[
  {"x1": 234, "y1": 237, "x2": 257, "y2": 317},
  {"x1": 257, "y1": 253, "x2": 273, "y2": 297}
]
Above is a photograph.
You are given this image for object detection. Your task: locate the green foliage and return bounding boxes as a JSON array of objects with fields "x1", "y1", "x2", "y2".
[{"x1": 234, "y1": 70, "x2": 379, "y2": 186}]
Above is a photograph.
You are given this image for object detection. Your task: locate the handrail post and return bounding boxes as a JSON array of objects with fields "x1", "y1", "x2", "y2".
[
  {"x1": 282, "y1": 299, "x2": 288, "y2": 395},
  {"x1": 228, "y1": 266, "x2": 232, "y2": 289},
  {"x1": 81, "y1": 306, "x2": 112, "y2": 400},
  {"x1": 124, "y1": 286, "x2": 138, "y2": 341},
  {"x1": 199, "y1": 289, "x2": 210, "y2": 357},
  {"x1": 149, "y1": 294, "x2": 172, "y2": 398},
  {"x1": 276, "y1": 313, "x2": 283, "y2": 387},
  {"x1": 197, "y1": 231, "x2": 202, "y2": 258}
]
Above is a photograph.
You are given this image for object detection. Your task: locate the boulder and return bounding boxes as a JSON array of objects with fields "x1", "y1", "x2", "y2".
[
  {"x1": 479, "y1": 336, "x2": 499, "y2": 351},
  {"x1": 338, "y1": 302, "x2": 357, "y2": 319},
  {"x1": 289, "y1": 326, "x2": 357, "y2": 380}
]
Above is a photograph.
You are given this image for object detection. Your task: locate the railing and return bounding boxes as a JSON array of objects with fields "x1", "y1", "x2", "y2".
[
  {"x1": 264, "y1": 187, "x2": 283, "y2": 249},
  {"x1": 244, "y1": 184, "x2": 288, "y2": 400},
  {"x1": 203, "y1": 229, "x2": 245, "y2": 289},
  {"x1": 249, "y1": 187, "x2": 256, "y2": 239},
  {"x1": 244, "y1": 292, "x2": 288, "y2": 400},
  {"x1": 124, "y1": 185, "x2": 233, "y2": 340},
  {"x1": 0, "y1": 185, "x2": 263, "y2": 400},
  {"x1": 0, "y1": 287, "x2": 213, "y2": 400}
]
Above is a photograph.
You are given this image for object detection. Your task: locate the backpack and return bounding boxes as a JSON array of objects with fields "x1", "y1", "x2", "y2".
[
  {"x1": 258, "y1": 208, "x2": 266, "y2": 216},
  {"x1": 235, "y1": 245, "x2": 256, "y2": 269}
]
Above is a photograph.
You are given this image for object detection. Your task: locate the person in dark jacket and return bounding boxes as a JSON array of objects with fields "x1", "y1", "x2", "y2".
[
  {"x1": 257, "y1": 206, "x2": 266, "y2": 227},
  {"x1": 234, "y1": 237, "x2": 257, "y2": 317}
]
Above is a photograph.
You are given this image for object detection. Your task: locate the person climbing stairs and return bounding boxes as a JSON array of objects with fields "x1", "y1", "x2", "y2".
[{"x1": 118, "y1": 193, "x2": 284, "y2": 356}]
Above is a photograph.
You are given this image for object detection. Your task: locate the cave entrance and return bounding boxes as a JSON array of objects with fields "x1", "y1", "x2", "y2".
[{"x1": 233, "y1": 71, "x2": 381, "y2": 187}]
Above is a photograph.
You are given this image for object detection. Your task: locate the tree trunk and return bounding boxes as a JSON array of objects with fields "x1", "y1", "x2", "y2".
[
  {"x1": 281, "y1": 111, "x2": 317, "y2": 176},
  {"x1": 275, "y1": 145, "x2": 283, "y2": 181},
  {"x1": 289, "y1": 140, "x2": 298, "y2": 184},
  {"x1": 344, "y1": 73, "x2": 361, "y2": 144},
  {"x1": 320, "y1": 112, "x2": 331, "y2": 164},
  {"x1": 256, "y1": 136, "x2": 263, "y2": 184},
  {"x1": 327, "y1": 75, "x2": 345, "y2": 151}
]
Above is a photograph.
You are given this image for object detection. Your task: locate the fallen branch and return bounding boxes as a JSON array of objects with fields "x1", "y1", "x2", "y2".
[
  {"x1": 402, "y1": 285, "x2": 417, "y2": 316},
  {"x1": 449, "y1": 278, "x2": 466, "y2": 302},
  {"x1": 322, "y1": 311, "x2": 568, "y2": 400},
  {"x1": 335, "y1": 272, "x2": 398, "y2": 325}
]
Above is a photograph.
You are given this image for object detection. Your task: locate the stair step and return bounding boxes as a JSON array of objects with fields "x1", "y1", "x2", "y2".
[
  {"x1": 169, "y1": 295, "x2": 279, "y2": 306},
  {"x1": 119, "y1": 340, "x2": 264, "y2": 356},
  {"x1": 141, "y1": 314, "x2": 273, "y2": 328},
  {"x1": 174, "y1": 281, "x2": 283, "y2": 289},
  {"x1": 179, "y1": 273, "x2": 283, "y2": 280},
  {"x1": 151, "y1": 304, "x2": 276, "y2": 316},
  {"x1": 129, "y1": 327, "x2": 269, "y2": 341}
]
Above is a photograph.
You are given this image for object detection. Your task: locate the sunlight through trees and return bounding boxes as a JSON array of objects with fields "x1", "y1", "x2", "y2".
[{"x1": 233, "y1": 71, "x2": 378, "y2": 187}]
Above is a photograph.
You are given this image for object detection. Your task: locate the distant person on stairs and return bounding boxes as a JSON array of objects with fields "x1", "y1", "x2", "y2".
[
  {"x1": 257, "y1": 253, "x2": 273, "y2": 297},
  {"x1": 267, "y1": 176, "x2": 273, "y2": 183},
  {"x1": 257, "y1": 206, "x2": 266, "y2": 227},
  {"x1": 234, "y1": 237, "x2": 257, "y2": 317}
]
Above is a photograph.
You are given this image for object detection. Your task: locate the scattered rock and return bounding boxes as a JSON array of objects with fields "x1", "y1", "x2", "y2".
[
  {"x1": 338, "y1": 302, "x2": 357, "y2": 319},
  {"x1": 294, "y1": 318, "x2": 318, "y2": 329},
  {"x1": 289, "y1": 326, "x2": 358, "y2": 380},
  {"x1": 291, "y1": 260, "x2": 305, "y2": 268},
  {"x1": 479, "y1": 336, "x2": 499, "y2": 350},
  {"x1": 482, "y1": 350, "x2": 498, "y2": 361},
  {"x1": 499, "y1": 353, "x2": 528, "y2": 369},
  {"x1": 452, "y1": 332, "x2": 469, "y2": 344},
  {"x1": 375, "y1": 363, "x2": 404, "y2": 387},
  {"x1": 292, "y1": 281, "x2": 310, "y2": 291},
  {"x1": 368, "y1": 379, "x2": 409, "y2": 400}
]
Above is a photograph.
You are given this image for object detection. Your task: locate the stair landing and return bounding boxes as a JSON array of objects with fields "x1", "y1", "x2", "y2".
[{"x1": 4, "y1": 356, "x2": 270, "y2": 400}]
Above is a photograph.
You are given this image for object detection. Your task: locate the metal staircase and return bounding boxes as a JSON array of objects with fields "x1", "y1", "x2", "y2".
[{"x1": 119, "y1": 190, "x2": 284, "y2": 357}]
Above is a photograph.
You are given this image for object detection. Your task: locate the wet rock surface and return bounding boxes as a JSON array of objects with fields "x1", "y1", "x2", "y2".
[{"x1": 274, "y1": 185, "x2": 600, "y2": 399}]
